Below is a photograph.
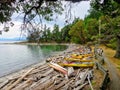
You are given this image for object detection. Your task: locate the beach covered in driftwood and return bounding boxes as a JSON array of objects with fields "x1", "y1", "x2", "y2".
[{"x1": 0, "y1": 44, "x2": 104, "y2": 90}]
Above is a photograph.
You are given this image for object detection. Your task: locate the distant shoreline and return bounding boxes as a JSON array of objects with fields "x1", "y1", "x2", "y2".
[
  {"x1": 13, "y1": 41, "x2": 73, "y2": 45},
  {"x1": 0, "y1": 40, "x2": 27, "y2": 44},
  {"x1": 0, "y1": 40, "x2": 73, "y2": 45}
]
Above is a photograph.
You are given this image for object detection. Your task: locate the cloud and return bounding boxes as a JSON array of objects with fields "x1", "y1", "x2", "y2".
[{"x1": 0, "y1": 21, "x2": 22, "y2": 39}]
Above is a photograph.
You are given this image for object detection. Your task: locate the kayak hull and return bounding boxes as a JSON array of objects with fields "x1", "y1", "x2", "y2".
[
  {"x1": 71, "y1": 54, "x2": 93, "y2": 59},
  {"x1": 59, "y1": 63, "x2": 94, "y2": 68},
  {"x1": 64, "y1": 58, "x2": 93, "y2": 62}
]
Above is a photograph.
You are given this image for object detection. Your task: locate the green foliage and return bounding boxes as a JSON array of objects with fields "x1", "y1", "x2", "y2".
[
  {"x1": 0, "y1": 3, "x2": 15, "y2": 23},
  {"x1": 52, "y1": 24, "x2": 61, "y2": 43},
  {"x1": 86, "y1": 8, "x2": 102, "y2": 20},
  {"x1": 112, "y1": 16, "x2": 120, "y2": 35},
  {"x1": 106, "y1": 38, "x2": 117, "y2": 50},
  {"x1": 27, "y1": 24, "x2": 63, "y2": 43},
  {"x1": 89, "y1": 0, "x2": 120, "y2": 58},
  {"x1": 90, "y1": 0, "x2": 120, "y2": 17},
  {"x1": 71, "y1": 37, "x2": 81, "y2": 44},
  {"x1": 0, "y1": 1, "x2": 64, "y2": 23},
  {"x1": 22, "y1": 1, "x2": 63, "y2": 22},
  {"x1": 61, "y1": 24, "x2": 71, "y2": 42},
  {"x1": 85, "y1": 18, "x2": 99, "y2": 40},
  {"x1": 69, "y1": 19, "x2": 86, "y2": 44},
  {"x1": 87, "y1": 1, "x2": 120, "y2": 42}
]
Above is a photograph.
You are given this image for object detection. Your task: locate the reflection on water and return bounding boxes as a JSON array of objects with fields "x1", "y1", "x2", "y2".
[
  {"x1": 40, "y1": 45, "x2": 67, "y2": 56},
  {"x1": 0, "y1": 44, "x2": 67, "y2": 77}
]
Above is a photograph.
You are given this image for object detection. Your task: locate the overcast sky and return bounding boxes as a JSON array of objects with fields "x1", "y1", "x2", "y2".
[{"x1": 0, "y1": 1, "x2": 90, "y2": 39}]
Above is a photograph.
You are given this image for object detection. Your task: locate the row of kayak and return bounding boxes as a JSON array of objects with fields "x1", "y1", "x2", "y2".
[
  {"x1": 48, "y1": 48, "x2": 94, "y2": 75},
  {"x1": 59, "y1": 53, "x2": 94, "y2": 68}
]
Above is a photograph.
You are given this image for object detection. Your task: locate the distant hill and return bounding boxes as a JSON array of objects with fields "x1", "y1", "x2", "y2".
[{"x1": 0, "y1": 37, "x2": 27, "y2": 41}]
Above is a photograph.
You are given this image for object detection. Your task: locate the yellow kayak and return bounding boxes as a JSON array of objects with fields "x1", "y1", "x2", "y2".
[
  {"x1": 71, "y1": 54, "x2": 93, "y2": 59},
  {"x1": 82, "y1": 54, "x2": 93, "y2": 57},
  {"x1": 59, "y1": 63, "x2": 94, "y2": 68},
  {"x1": 71, "y1": 54, "x2": 83, "y2": 59},
  {"x1": 64, "y1": 58, "x2": 93, "y2": 62}
]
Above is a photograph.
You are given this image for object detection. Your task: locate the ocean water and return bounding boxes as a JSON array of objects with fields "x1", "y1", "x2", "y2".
[{"x1": 0, "y1": 44, "x2": 67, "y2": 77}]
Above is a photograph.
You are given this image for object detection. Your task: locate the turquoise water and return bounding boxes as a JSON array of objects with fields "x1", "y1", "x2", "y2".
[{"x1": 0, "y1": 44, "x2": 67, "y2": 77}]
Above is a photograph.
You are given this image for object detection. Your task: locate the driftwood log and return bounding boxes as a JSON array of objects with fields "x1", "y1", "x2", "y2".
[{"x1": 6, "y1": 68, "x2": 34, "y2": 90}]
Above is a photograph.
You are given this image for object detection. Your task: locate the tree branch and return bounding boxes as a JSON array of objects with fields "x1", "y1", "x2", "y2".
[{"x1": 24, "y1": 0, "x2": 44, "y2": 23}]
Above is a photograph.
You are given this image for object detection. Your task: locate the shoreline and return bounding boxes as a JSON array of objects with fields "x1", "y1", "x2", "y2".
[
  {"x1": 14, "y1": 42, "x2": 74, "y2": 45},
  {"x1": 0, "y1": 41, "x2": 74, "y2": 46},
  {"x1": 0, "y1": 44, "x2": 77, "y2": 82}
]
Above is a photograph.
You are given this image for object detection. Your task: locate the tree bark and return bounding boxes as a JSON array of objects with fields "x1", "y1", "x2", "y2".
[{"x1": 114, "y1": 35, "x2": 120, "y2": 58}]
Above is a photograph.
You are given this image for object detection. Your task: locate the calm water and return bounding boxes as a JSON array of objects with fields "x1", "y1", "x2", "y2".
[{"x1": 0, "y1": 44, "x2": 67, "y2": 77}]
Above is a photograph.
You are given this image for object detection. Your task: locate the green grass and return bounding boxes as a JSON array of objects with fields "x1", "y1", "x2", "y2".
[
  {"x1": 92, "y1": 81, "x2": 96, "y2": 86},
  {"x1": 117, "y1": 66, "x2": 120, "y2": 69}
]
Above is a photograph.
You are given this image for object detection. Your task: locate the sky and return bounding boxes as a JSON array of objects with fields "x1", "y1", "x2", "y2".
[{"x1": 0, "y1": 1, "x2": 90, "y2": 39}]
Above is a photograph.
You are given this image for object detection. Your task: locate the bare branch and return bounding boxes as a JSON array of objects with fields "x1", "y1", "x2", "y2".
[{"x1": 24, "y1": 0, "x2": 44, "y2": 24}]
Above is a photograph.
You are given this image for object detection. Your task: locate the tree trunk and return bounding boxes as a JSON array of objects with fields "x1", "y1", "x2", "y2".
[{"x1": 114, "y1": 35, "x2": 120, "y2": 58}]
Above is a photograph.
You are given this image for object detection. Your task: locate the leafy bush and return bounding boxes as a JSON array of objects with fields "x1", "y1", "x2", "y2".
[
  {"x1": 71, "y1": 37, "x2": 81, "y2": 44},
  {"x1": 106, "y1": 38, "x2": 116, "y2": 49}
]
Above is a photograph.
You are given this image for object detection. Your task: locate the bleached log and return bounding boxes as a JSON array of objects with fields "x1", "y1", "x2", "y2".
[
  {"x1": 26, "y1": 68, "x2": 54, "y2": 82},
  {"x1": 29, "y1": 72, "x2": 54, "y2": 89},
  {"x1": 29, "y1": 76, "x2": 52, "y2": 89},
  {"x1": 6, "y1": 68, "x2": 34, "y2": 90},
  {"x1": 29, "y1": 66, "x2": 50, "y2": 75},
  {"x1": 79, "y1": 69, "x2": 89, "y2": 84},
  {"x1": 59, "y1": 79, "x2": 74, "y2": 90},
  {"x1": 7, "y1": 65, "x2": 48, "y2": 81},
  {"x1": 68, "y1": 67, "x2": 74, "y2": 77},
  {"x1": 4, "y1": 66, "x2": 47, "y2": 83},
  {"x1": 34, "y1": 68, "x2": 54, "y2": 78},
  {"x1": 54, "y1": 79, "x2": 69, "y2": 90},
  {"x1": 45, "y1": 74, "x2": 63, "y2": 90},
  {"x1": 47, "y1": 78, "x2": 68, "y2": 90},
  {"x1": 34, "y1": 79, "x2": 54, "y2": 90},
  {"x1": 74, "y1": 82, "x2": 88, "y2": 90},
  {"x1": 75, "y1": 69, "x2": 89, "y2": 86},
  {"x1": 0, "y1": 80, "x2": 9, "y2": 89},
  {"x1": 12, "y1": 79, "x2": 33, "y2": 90},
  {"x1": 2, "y1": 78, "x2": 17, "y2": 89},
  {"x1": 75, "y1": 69, "x2": 80, "y2": 80},
  {"x1": 42, "y1": 68, "x2": 54, "y2": 76},
  {"x1": 87, "y1": 73, "x2": 94, "y2": 90},
  {"x1": 34, "y1": 63, "x2": 47, "y2": 70}
]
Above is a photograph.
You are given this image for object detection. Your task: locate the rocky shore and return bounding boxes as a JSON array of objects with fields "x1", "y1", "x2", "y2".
[{"x1": 0, "y1": 44, "x2": 101, "y2": 90}]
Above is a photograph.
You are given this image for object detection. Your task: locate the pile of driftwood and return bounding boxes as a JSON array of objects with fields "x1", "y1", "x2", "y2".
[{"x1": 0, "y1": 45, "x2": 94, "y2": 90}]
